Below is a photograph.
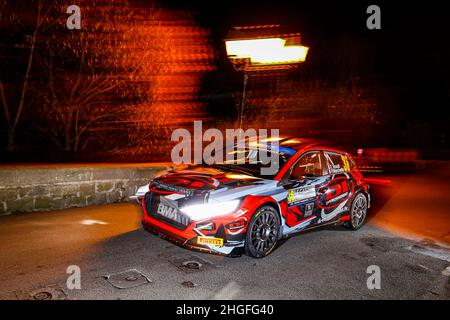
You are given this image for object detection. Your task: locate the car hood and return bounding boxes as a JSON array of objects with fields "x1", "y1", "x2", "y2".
[{"x1": 147, "y1": 165, "x2": 283, "y2": 202}]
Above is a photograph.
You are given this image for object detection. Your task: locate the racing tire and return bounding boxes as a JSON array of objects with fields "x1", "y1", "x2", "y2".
[
  {"x1": 345, "y1": 193, "x2": 368, "y2": 230},
  {"x1": 245, "y1": 205, "x2": 280, "y2": 258}
]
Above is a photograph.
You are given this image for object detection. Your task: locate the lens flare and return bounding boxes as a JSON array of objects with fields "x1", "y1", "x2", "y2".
[{"x1": 225, "y1": 38, "x2": 308, "y2": 65}]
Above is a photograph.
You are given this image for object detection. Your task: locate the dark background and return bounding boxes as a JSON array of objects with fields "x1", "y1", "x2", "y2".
[
  {"x1": 166, "y1": 0, "x2": 450, "y2": 149},
  {"x1": 0, "y1": 0, "x2": 449, "y2": 161}
]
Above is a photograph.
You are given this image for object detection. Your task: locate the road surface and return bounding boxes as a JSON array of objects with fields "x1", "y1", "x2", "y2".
[{"x1": 0, "y1": 171, "x2": 449, "y2": 300}]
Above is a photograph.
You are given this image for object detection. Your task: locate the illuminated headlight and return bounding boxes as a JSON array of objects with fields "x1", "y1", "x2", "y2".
[
  {"x1": 136, "y1": 185, "x2": 150, "y2": 197},
  {"x1": 180, "y1": 200, "x2": 241, "y2": 221}
]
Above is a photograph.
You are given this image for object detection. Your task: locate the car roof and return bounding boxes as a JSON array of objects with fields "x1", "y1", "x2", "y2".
[
  {"x1": 238, "y1": 136, "x2": 350, "y2": 156},
  {"x1": 279, "y1": 137, "x2": 347, "y2": 154}
]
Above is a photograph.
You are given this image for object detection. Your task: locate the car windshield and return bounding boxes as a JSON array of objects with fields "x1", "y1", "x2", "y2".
[{"x1": 206, "y1": 146, "x2": 294, "y2": 179}]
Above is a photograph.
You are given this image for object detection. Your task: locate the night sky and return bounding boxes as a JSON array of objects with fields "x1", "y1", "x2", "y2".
[
  {"x1": 162, "y1": 0, "x2": 449, "y2": 132},
  {"x1": 1, "y1": 0, "x2": 449, "y2": 161}
]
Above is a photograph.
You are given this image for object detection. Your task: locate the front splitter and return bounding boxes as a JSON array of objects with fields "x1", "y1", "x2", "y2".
[{"x1": 142, "y1": 220, "x2": 244, "y2": 257}]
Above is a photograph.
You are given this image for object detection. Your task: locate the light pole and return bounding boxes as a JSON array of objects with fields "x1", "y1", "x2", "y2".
[{"x1": 239, "y1": 72, "x2": 248, "y2": 130}]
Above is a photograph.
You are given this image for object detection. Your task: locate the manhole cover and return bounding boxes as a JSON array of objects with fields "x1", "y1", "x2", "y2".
[
  {"x1": 19, "y1": 286, "x2": 67, "y2": 300},
  {"x1": 104, "y1": 269, "x2": 151, "y2": 289},
  {"x1": 169, "y1": 255, "x2": 214, "y2": 273},
  {"x1": 360, "y1": 236, "x2": 398, "y2": 252},
  {"x1": 182, "y1": 281, "x2": 198, "y2": 288},
  {"x1": 33, "y1": 291, "x2": 52, "y2": 300},
  {"x1": 182, "y1": 260, "x2": 203, "y2": 270}
]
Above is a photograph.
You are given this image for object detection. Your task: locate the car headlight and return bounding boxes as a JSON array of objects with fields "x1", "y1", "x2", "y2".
[
  {"x1": 136, "y1": 184, "x2": 150, "y2": 197},
  {"x1": 180, "y1": 200, "x2": 241, "y2": 221}
]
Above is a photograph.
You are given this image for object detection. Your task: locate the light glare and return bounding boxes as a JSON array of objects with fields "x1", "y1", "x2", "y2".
[
  {"x1": 181, "y1": 200, "x2": 241, "y2": 221},
  {"x1": 225, "y1": 38, "x2": 308, "y2": 64}
]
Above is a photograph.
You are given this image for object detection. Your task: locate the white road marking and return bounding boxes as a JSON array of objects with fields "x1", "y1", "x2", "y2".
[
  {"x1": 212, "y1": 281, "x2": 241, "y2": 300},
  {"x1": 80, "y1": 219, "x2": 108, "y2": 225},
  {"x1": 442, "y1": 266, "x2": 450, "y2": 276},
  {"x1": 408, "y1": 244, "x2": 450, "y2": 262}
]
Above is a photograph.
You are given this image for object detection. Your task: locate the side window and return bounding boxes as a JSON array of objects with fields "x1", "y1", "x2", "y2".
[
  {"x1": 325, "y1": 152, "x2": 352, "y2": 174},
  {"x1": 289, "y1": 151, "x2": 326, "y2": 180},
  {"x1": 347, "y1": 155, "x2": 357, "y2": 170}
]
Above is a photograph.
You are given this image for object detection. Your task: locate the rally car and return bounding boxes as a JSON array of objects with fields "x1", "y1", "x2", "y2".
[{"x1": 135, "y1": 138, "x2": 370, "y2": 258}]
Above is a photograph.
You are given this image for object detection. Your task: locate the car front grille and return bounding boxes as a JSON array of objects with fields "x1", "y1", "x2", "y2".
[{"x1": 144, "y1": 192, "x2": 190, "y2": 230}]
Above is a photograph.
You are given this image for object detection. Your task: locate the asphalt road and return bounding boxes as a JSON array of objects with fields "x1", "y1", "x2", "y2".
[{"x1": 0, "y1": 171, "x2": 449, "y2": 300}]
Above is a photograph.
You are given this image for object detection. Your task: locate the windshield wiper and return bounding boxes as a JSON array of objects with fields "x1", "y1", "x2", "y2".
[{"x1": 208, "y1": 164, "x2": 255, "y2": 176}]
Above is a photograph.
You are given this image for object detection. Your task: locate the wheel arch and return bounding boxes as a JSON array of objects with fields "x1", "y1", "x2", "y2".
[
  {"x1": 258, "y1": 201, "x2": 282, "y2": 219},
  {"x1": 243, "y1": 195, "x2": 282, "y2": 222},
  {"x1": 243, "y1": 198, "x2": 283, "y2": 258},
  {"x1": 353, "y1": 185, "x2": 370, "y2": 208}
]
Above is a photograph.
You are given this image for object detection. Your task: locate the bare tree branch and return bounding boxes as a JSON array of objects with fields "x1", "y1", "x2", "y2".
[{"x1": 0, "y1": 81, "x2": 10, "y2": 123}]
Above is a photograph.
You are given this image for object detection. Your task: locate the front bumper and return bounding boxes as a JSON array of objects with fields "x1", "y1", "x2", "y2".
[
  {"x1": 142, "y1": 219, "x2": 244, "y2": 257},
  {"x1": 141, "y1": 192, "x2": 247, "y2": 257}
]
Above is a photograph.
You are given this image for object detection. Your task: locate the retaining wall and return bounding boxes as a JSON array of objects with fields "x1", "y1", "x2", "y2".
[{"x1": 0, "y1": 163, "x2": 170, "y2": 215}]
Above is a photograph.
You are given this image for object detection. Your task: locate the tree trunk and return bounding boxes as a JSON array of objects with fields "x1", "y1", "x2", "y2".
[
  {"x1": 4, "y1": 0, "x2": 42, "y2": 152},
  {"x1": 6, "y1": 127, "x2": 15, "y2": 152},
  {"x1": 64, "y1": 124, "x2": 72, "y2": 152}
]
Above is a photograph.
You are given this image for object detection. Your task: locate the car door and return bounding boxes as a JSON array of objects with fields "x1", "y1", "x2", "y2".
[
  {"x1": 280, "y1": 151, "x2": 331, "y2": 233},
  {"x1": 316, "y1": 151, "x2": 354, "y2": 222}
]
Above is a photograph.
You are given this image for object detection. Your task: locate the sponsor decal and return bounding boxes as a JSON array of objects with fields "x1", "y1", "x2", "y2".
[
  {"x1": 165, "y1": 193, "x2": 186, "y2": 201},
  {"x1": 331, "y1": 165, "x2": 344, "y2": 174},
  {"x1": 325, "y1": 191, "x2": 349, "y2": 205},
  {"x1": 153, "y1": 180, "x2": 194, "y2": 196},
  {"x1": 287, "y1": 187, "x2": 316, "y2": 205},
  {"x1": 157, "y1": 203, "x2": 179, "y2": 220},
  {"x1": 197, "y1": 236, "x2": 224, "y2": 247},
  {"x1": 156, "y1": 197, "x2": 190, "y2": 226},
  {"x1": 320, "y1": 204, "x2": 346, "y2": 222},
  {"x1": 304, "y1": 202, "x2": 314, "y2": 217},
  {"x1": 317, "y1": 178, "x2": 352, "y2": 209}
]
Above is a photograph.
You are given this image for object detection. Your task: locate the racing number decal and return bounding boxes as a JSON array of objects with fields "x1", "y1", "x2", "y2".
[{"x1": 341, "y1": 155, "x2": 351, "y2": 172}]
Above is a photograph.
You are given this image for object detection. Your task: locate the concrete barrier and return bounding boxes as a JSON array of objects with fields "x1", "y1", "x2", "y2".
[{"x1": 0, "y1": 163, "x2": 170, "y2": 215}]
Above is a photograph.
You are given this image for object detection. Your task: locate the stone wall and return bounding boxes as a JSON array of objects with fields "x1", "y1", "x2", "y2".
[{"x1": 0, "y1": 164, "x2": 170, "y2": 215}]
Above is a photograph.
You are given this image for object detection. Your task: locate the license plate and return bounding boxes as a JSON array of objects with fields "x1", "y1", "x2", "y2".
[{"x1": 197, "y1": 236, "x2": 224, "y2": 247}]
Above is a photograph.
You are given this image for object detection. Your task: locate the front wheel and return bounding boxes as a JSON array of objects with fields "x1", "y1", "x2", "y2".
[
  {"x1": 245, "y1": 206, "x2": 280, "y2": 258},
  {"x1": 345, "y1": 193, "x2": 368, "y2": 230}
]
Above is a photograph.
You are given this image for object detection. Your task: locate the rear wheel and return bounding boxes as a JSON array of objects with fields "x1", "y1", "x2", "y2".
[
  {"x1": 245, "y1": 206, "x2": 280, "y2": 258},
  {"x1": 345, "y1": 193, "x2": 368, "y2": 230}
]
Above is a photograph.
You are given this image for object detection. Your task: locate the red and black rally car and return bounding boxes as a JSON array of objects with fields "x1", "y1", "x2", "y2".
[{"x1": 136, "y1": 138, "x2": 370, "y2": 258}]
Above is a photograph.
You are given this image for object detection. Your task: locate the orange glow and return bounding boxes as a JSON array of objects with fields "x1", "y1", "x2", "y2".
[
  {"x1": 225, "y1": 38, "x2": 308, "y2": 65},
  {"x1": 248, "y1": 141, "x2": 261, "y2": 147},
  {"x1": 281, "y1": 139, "x2": 302, "y2": 145},
  {"x1": 227, "y1": 150, "x2": 247, "y2": 155},
  {"x1": 225, "y1": 173, "x2": 259, "y2": 180},
  {"x1": 260, "y1": 136, "x2": 284, "y2": 142}
]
